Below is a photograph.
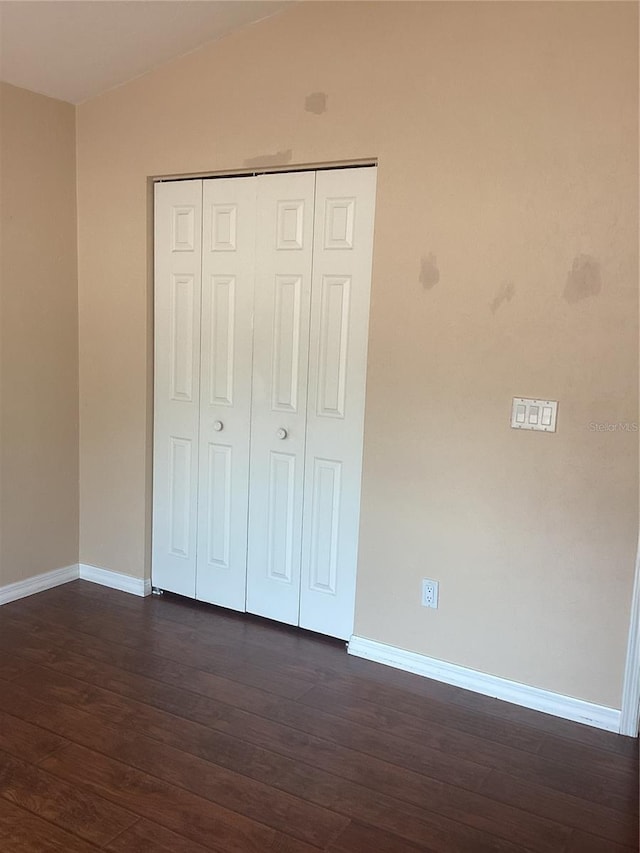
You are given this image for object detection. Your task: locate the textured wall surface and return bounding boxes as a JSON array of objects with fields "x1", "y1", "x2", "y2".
[
  {"x1": 76, "y1": 2, "x2": 638, "y2": 708},
  {"x1": 0, "y1": 82, "x2": 79, "y2": 585}
]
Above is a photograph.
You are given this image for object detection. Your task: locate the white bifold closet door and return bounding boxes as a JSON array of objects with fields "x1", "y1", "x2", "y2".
[
  {"x1": 298, "y1": 167, "x2": 376, "y2": 638},
  {"x1": 196, "y1": 177, "x2": 256, "y2": 610},
  {"x1": 245, "y1": 171, "x2": 315, "y2": 625},
  {"x1": 152, "y1": 179, "x2": 202, "y2": 598},
  {"x1": 153, "y1": 167, "x2": 376, "y2": 640}
]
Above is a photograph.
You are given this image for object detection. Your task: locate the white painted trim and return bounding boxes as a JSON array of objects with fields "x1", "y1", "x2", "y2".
[
  {"x1": 348, "y1": 636, "x2": 621, "y2": 734},
  {"x1": 620, "y1": 534, "x2": 640, "y2": 736},
  {"x1": 79, "y1": 564, "x2": 151, "y2": 597},
  {"x1": 0, "y1": 562, "x2": 152, "y2": 604},
  {"x1": 0, "y1": 564, "x2": 79, "y2": 605}
]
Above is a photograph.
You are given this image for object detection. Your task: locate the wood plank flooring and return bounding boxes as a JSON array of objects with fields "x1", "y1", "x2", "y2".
[{"x1": 0, "y1": 580, "x2": 637, "y2": 852}]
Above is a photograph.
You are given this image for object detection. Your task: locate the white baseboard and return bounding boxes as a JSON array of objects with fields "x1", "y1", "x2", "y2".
[
  {"x1": 0, "y1": 563, "x2": 152, "y2": 603},
  {"x1": 0, "y1": 564, "x2": 79, "y2": 605},
  {"x1": 79, "y1": 564, "x2": 151, "y2": 597},
  {"x1": 348, "y1": 636, "x2": 621, "y2": 734}
]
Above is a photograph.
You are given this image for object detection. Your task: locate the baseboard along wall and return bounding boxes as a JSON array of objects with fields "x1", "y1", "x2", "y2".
[
  {"x1": 78, "y1": 564, "x2": 151, "y2": 597},
  {"x1": 0, "y1": 564, "x2": 79, "y2": 605},
  {"x1": 348, "y1": 635, "x2": 621, "y2": 735},
  {"x1": 0, "y1": 563, "x2": 151, "y2": 605}
]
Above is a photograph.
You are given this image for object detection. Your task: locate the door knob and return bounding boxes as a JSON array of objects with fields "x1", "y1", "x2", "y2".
[
  {"x1": 213, "y1": 420, "x2": 224, "y2": 431},
  {"x1": 276, "y1": 428, "x2": 288, "y2": 440}
]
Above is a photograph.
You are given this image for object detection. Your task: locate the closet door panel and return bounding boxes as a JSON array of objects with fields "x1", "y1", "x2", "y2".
[
  {"x1": 152, "y1": 180, "x2": 203, "y2": 597},
  {"x1": 246, "y1": 171, "x2": 315, "y2": 626},
  {"x1": 196, "y1": 177, "x2": 257, "y2": 610},
  {"x1": 300, "y1": 167, "x2": 377, "y2": 639}
]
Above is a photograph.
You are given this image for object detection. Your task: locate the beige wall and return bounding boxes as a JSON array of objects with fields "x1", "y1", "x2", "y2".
[
  {"x1": 0, "y1": 83, "x2": 79, "y2": 585},
  {"x1": 76, "y1": 1, "x2": 638, "y2": 708}
]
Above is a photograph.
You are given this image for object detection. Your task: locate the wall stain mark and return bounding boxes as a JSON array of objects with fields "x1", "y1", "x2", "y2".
[
  {"x1": 564, "y1": 254, "x2": 602, "y2": 303},
  {"x1": 305, "y1": 92, "x2": 328, "y2": 114},
  {"x1": 419, "y1": 253, "x2": 440, "y2": 289},
  {"x1": 243, "y1": 149, "x2": 293, "y2": 168},
  {"x1": 491, "y1": 280, "x2": 516, "y2": 314}
]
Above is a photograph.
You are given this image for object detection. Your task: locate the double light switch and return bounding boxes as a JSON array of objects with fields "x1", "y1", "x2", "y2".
[{"x1": 511, "y1": 398, "x2": 558, "y2": 432}]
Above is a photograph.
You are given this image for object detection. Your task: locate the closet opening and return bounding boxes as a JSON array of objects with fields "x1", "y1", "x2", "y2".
[{"x1": 152, "y1": 165, "x2": 377, "y2": 640}]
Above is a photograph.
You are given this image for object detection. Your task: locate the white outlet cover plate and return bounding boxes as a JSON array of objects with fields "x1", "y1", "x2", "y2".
[
  {"x1": 511, "y1": 398, "x2": 558, "y2": 432},
  {"x1": 422, "y1": 578, "x2": 439, "y2": 608}
]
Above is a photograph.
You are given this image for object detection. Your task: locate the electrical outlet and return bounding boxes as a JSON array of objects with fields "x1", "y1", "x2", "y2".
[{"x1": 422, "y1": 578, "x2": 439, "y2": 609}]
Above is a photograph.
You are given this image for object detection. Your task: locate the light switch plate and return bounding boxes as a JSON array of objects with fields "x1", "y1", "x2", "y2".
[{"x1": 511, "y1": 398, "x2": 558, "y2": 432}]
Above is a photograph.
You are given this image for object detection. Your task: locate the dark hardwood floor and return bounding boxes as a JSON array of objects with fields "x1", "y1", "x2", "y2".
[{"x1": 0, "y1": 581, "x2": 637, "y2": 852}]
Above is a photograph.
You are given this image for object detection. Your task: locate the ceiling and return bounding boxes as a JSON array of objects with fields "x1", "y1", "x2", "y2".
[{"x1": 0, "y1": 1, "x2": 290, "y2": 104}]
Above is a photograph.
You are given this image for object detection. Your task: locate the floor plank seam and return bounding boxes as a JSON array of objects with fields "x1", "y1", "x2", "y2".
[{"x1": 98, "y1": 816, "x2": 142, "y2": 851}]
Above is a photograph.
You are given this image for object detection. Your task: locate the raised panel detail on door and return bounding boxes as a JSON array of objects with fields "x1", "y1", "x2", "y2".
[
  {"x1": 211, "y1": 204, "x2": 237, "y2": 251},
  {"x1": 205, "y1": 443, "x2": 232, "y2": 568},
  {"x1": 277, "y1": 200, "x2": 305, "y2": 250},
  {"x1": 316, "y1": 275, "x2": 350, "y2": 419},
  {"x1": 272, "y1": 275, "x2": 302, "y2": 412},
  {"x1": 246, "y1": 171, "x2": 315, "y2": 626},
  {"x1": 208, "y1": 275, "x2": 235, "y2": 407},
  {"x1": 168, "y1": 437, "x2": 193, "y2": 557},
  {"x1": 266, "y1": 452, "x2": 296, "y2": 584},
  {"x1": 300, "y1": 167, "x2": 377, "y2": 639},
  {"x1": 308, "y1": 458, "x2": 341, "y2": 595},
  {"x1": 170, "y1": 275, "x2": 196, "y2": 402},
  {"x1": 324, "y1": 198, "x2": 355, "y2": 250},
  {"x1": 196, "y1": 176, "x2": 256, "y2": 611},
  {"x1": 153, "y1": 180, "x2": 202, "y2": 598},
  {"x1": 172, "y1": 206, "x2": 196, "y2": 252}
]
